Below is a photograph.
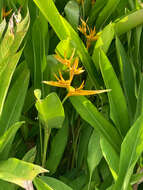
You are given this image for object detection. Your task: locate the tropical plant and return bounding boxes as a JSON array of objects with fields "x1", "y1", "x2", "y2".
[{"x1": 0, "y1": 0, "x2": 143, "y2": 190}]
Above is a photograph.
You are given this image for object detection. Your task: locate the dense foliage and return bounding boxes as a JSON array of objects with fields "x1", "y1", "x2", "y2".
[{"x1": 0, "y1": 0, "x2": 143, "y2": 189}]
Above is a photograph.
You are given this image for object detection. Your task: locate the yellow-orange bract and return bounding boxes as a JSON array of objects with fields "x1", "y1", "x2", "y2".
[
  {"x1": 78, "y1": 18, "x2": 99, "y2": 49},
  {"x1": 43, "y1": 50, "x2": 110, "y2": 101}
]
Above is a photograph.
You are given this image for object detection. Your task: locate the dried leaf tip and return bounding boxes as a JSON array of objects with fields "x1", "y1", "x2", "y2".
[{"x1": 2, "y1": 8, "x2": 12, "y2": 18}]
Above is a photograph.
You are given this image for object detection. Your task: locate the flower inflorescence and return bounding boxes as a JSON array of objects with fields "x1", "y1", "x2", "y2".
[
  {"x1": 43, "y1": 49, "x2": 110, "y2": 102},
  {"x1": 78, "y1": 18, "x2": 99, "y2": 49}
]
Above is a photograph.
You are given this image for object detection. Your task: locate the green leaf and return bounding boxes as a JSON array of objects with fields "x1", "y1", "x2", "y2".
[
  {"x1": 77, "y1": 123, "x2": 92, "y2": 168},
  {"x1": 135, "y1": 75, "x2": 143, "y2": 120},
  {"x1": 0, "y1": 19, "x2": 6, "y2": 40},
  {"x1": 0, "y1": 50, "x2": 22, "y2": 117},
  {"x1": 92, "y1": 23, "x2": 115, "y2": 70},
  {"x1": 0, "y1": 180, "x2": 16, "y2": 190},
  {"x1": 35, "y1": 176, "x2": 73, "y2": 190},
  {"x1": 0, "y1": 121, "x2": 24, "y2": 158},
  {"x1": 70, "y1": 96, "x2": 122, "y2": 154},
  {"x1": 99, "y1": 49, "x2": 129, "y2": 137},
  {"x1": 88, "y1": 0, "x2": 106, "y2": 25},
  {"x1": 87, "y1": 130, "x2": 102, "y2": 184},
  {"x1": 116, "y1": 36, "x2": 136, "y2": 120},
  {"x1": 46, "y1": 118, "x2": 68, "y2": 174},
  {"x1": 22, "y1": 147, "x2": 37, "y2": 163},
  {"x1": 9, "y1": 9, "x2": 30, "y2": 54},
  {"x1": 96, "y1": 0, "x2": 120, "y2": 29},
  {"x1": 64, "y1": 1, "x2": 79, "y2": 31},
  {"x1": 114, "y1": 9, "x2": 143, "y2": 36},
  {"x1": 100, "y1": 137, "x2": 119, "y2": 180},
  {"x1": 0, "y1": 158, "x2": 47, "y2": 188},
  {"x1": 34, "y1": 177, "x2": 53, "y2": 190},
  {"x1": 114, "y1": 114, "x2": 143, "y2": 190},
  {"x1": 32, "y1": 12, "x2": 48, "y2": 89},
  {"x1": 0, "y1": 62, "x2": 30, "y2": 136},
  {"x1": 35, "y1": 92, "x2": 65, "y2": 129},
  {"x1": 0, "y1": 10, "x2": 29, "y2": 117}
]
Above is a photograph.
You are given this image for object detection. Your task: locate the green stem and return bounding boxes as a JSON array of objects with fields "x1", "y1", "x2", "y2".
[
  {"x1": 62, "y1": 95, "x2": 69, "y2": 104},
  {"x1": 42, "y1": 126, "x2": 51, "y2": 168},
  {"x1": 39, "y1": 123, "x2": 43, "y2": 162}
]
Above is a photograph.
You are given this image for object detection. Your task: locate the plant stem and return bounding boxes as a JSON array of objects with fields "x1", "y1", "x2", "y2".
[{"x1": 42, "y1": 126, "x2": 51, "y2": 168}]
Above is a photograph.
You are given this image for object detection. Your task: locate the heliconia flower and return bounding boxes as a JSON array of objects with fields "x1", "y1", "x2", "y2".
[
  {"x1": 78, "y1": 19, "x2": 99, "y2": 49},
  {"x1": 78, "y1": 18, "x2": 87, "y2": 35},
  {"x1": 44, "y1": 48, "x2": 111, "y2": 103},
  {"x1": 69, "y1": 57, "x2": 84, "y2": 81},
  {"x1": 43, "y1": 71, "x2": 71, "y2": 88},
  {"x1": 54, "y1": 49, "x2": 75, "y2": 68},
  {"x1": 2, "y1": 8, "x2": 12, "y2": 18},
  {"x1": 66, "y1": 81, "x2": 111, "y2": 97}
]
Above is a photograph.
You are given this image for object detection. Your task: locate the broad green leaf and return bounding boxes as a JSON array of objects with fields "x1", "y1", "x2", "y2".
[
  {"x1": 46, "y1": 118, "x2": 68, "y2": 174},
  {"x1": 64, "y1": 1, "x2": 79, "y2": 31},
  {"x1": 0, "y1": 50, "x2": 22, "y2": 116},
  {"x1": 116, "y1": 36, "x2": 136, "y2": 120},
  {"x1": 92, "y1": 23, "x2": 115, "y2": 70},
  {"x1": 0, "y1": 121, "x2": 24, "y2": 158},
  {"x1": 35, "y1": 176, "x2": 73, "y2": 190},
  {"x1": 92, "y1": 9, "x2": 143, "y2": 66},
  {"x1": 33, "y1": 0, "x2": 101, "y2": 89},
  {"x1": 0, "y1": 62, "x2": 30, "y2": 136},
  {"x1": 0, "y1": 158, "x2": 47, "y2": 188},
  {"x1": 87, "y1": 130, "x2": 102, "y2": 183},
  {"x1": 114, "y1": 9, "x2": 143, "y2": 36},
  {"x1": 34, "y1": 177, "x2": 53, "y2": 190},
  {"x1": 99, "y1": 49, "x2": 129, "y2": 137},
  {"x1": 100, "y1": 137, "x2": 119, "y2": 180},
  {"x1": 70, "y1": 96, "x2": 122, "y2": 154},
  {"x1": 35, "y1": 92, "x2": 65, "y2": 129},
  {"x1": 114, "y1": 114, "x2": 143, "y2": 190}
]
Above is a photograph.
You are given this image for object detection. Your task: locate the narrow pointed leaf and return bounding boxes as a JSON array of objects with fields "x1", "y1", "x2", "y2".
[
  {"x1": 100, "y1": 137, "x2": 119, "y2": 180},
  {"x1": 114, "y1": 114, "x2": 143, "y2": 190},
  {"x1": 46, "y1": 119, "x2": 68, "y2": 174},
  {"x1": 99, "y1": 49, "x2": 129, "y2": 137},
  {"x1": 70, "y1": 96, "x2": 122, "y2": 154},
  {"x1": 87, "y1": 130, "x2": 102, "y2": 182},
  {"x1": 34, "y1": 177, "x2": 53, "y2": 190},
  {"x1": 35, "y1": 176, "x2": 73, "y2": 190},
  {"x1": 0, "y1": 50, "x2": 22, "y2": 116},
  {"x1": 0, "y1": 62, "x2": 30, "y2": 136},
  {"x1": 116, "y1": 36, "x2": 136, "y2": 120},
  {"x1": 0, "y1": 121, "x2": 24, "y2": 156}
]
